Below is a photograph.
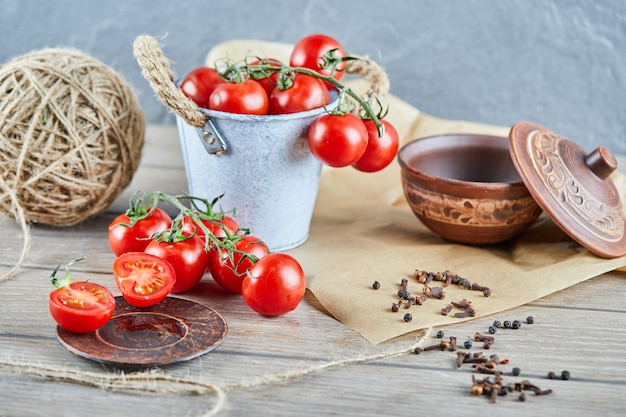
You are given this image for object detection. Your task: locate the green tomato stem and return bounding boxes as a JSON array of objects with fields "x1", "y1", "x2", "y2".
[{"x1": 247, "y1": 61, "x2": 385, "y2": 137}]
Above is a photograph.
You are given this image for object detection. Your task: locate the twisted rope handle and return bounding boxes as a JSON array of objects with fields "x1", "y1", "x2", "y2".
[
  {"x1": 344, "y1": 55, "x2": 390, "y2": 103},
  {"x1": 133, "y1": 35, "x2": 390, "y2": 125},
  {"x1": 133, "y1": 35, "x2": 207, "y2": 128}
]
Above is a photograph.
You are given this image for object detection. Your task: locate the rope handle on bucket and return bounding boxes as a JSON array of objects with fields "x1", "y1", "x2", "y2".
[{"x1": 132, "y1": 34, "x2": 390, "y2": 128}]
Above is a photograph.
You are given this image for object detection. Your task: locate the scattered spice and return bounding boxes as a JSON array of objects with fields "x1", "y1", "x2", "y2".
[
  {"x1": 372, "y1": 281, "x2": 380, "y2": 290},
  {"x1": 403, "y1": 313, "x2": 413, "y2": 322},
  {"x1": 547, "y1": 370, "x2": 571, "y2": 380},
  {"x1": 526, "y1": 316, "x2": 535, "y2": 324}
]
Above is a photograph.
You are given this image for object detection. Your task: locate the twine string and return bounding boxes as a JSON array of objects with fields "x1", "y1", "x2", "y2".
[
  {"x1": 0, "y1": 328, "x2": 433, "y2": 417},
  {"x1": 0, "y1": 48, "x2": 145, "y2": 281}
]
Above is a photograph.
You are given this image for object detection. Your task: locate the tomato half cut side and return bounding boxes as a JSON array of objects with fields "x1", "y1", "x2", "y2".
[
  {"x1": 49, "y1": 282, "x2": 116, "y2": 334},
  {"x1": 113, "y1": 252, "x2": 176, "y2": 308}
]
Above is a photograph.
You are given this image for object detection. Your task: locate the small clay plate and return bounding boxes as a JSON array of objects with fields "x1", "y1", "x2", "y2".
[{"x1": 56, "y1": 296, "x2": 228, "y2": 367}]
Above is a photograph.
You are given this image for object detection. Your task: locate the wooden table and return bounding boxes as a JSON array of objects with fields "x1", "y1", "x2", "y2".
[{"x1": 1, "y1": 125, "x2": 625, "y2": 417}]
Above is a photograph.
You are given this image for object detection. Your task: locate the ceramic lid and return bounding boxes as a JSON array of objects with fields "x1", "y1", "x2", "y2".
[{"x1": 509, "y1": 121, "x2": 626, "y2": 258}]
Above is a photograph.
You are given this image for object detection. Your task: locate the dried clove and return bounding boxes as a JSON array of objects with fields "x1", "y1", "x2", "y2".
[
  {"x1": 474, "y1": 332, "x2": 495, "y2": 344},
  {"x1": 471, "y1": 282, "x2": 491, "y2": 297}
]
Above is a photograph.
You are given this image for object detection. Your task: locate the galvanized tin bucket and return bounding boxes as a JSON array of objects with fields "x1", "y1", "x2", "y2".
[
  {"x1": 133, "y1": 35, "x2": 389, "y2": 250},
  {"x1": 175, "y1": 90, "x2": 339, "y2": 251}
]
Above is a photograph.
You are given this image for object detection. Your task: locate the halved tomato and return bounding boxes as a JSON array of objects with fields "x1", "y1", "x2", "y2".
[
  {"x1": 49, "y1": 281, "x2": 116, "y2": 333},
  {"x1": 113, "y1": 252, "x2": 176, "y2": 307}
]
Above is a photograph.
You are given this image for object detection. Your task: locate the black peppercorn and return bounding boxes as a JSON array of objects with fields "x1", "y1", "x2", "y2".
[
  {"x1": 397, "y1": 289, "x2": 410, "y2": 299},
  {"x1": 561, "y1": 370, "x2": 571, "y2": 380},
  {"x1": 464, "y1": 340, "x2": 472, "y2": 349},
  {"x1": 547, "y1": 371, "x2": 557, "y2": 379},
  {"x1": 503, "y1": 320, "x2": 512, "y2": 328},
  {"x1": 526, "y1": 315, "x2": 534, "y2": 324},
  {"x1": 372, "y1": 281, "x2": 380, "y2": 290},
  {"x1": 436, "y1": 330, "x2": 445, "y2": 338},
  {"x1": 403, "y1": 313, "x2": 413, "y2": 322},
  {"x1": 488, "y1": 326, "x2": 497, "y2": 334},
  {"x1": 511, "y1": 320, "x2": 521, "y2": 329},
  {"x1": 511, "y1": 367, "x2": 521, "y2": 376},
  {"x1": 493, "y1": 320, "x2": 502, "y2": 328}
]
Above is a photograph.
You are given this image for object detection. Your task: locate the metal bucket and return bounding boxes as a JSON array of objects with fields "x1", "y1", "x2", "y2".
[{"x1": 176, "y1": 90, "x2": 339, "y2": 251}]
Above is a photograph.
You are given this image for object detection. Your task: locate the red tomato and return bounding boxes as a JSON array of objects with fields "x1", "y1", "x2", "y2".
[
  {"x1": 249, "y1": 58, "x2": 282, "y2": 97},
  {"x1": 290, "y1": 34, "x2": 347, "y2": 87},
  {"x1": 144, "y1": 234, "x2": 209, "y2": 293},
  {"x1": 108, "y1": 208, "x2": 172, "y2": 256},
  {"x1": 242, "y1": 253, "x2": 306, "y2": 317},
  {"x1": 351, "y1": 119, "x2": 400, "y2": 172},
  {"x1": 207, "y1": 235, "x2": 269, "y2": 294},
  {"x1": 113, "y1": 252, "x2": 176, "y2": 307},
  {"x1": 307, "y1": 113, "x2": 369, "y2": 167},
  {"x1": 269, "y1": 74, "x2": 330, "y2": 115},
  {"x1": 209, "y1": 79, "x2": 269, "y2": 115},
  {"x1": 180, "y1": 67, "x2": 224, "y2": 109},
  {"x1": 182, "y1": 214, "x2": 240, "y2": 241},
  {"x1": 49, "y1": 281, "x2": 115, "y2": 333}
]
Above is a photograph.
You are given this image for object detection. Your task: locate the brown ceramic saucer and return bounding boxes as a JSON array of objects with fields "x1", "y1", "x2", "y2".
[
  {"x1": 56, "y1": 296, "x2": 228, "y2": 367},
  {"x1": 509, "y1": 121, "x2": 626, "y2": 258}
]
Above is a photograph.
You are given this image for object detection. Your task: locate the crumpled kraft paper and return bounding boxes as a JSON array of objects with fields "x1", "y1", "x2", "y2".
[{"x1": 206, "y1": 40, "x2": 626, "y2": 344}]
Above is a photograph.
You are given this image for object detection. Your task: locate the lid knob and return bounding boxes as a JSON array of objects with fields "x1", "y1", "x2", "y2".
[{"x1": 584, "y1": 146, "x2": 617, "y2": 180}]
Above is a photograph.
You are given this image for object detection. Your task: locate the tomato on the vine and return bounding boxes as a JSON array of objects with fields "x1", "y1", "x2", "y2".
[
  {"x1": 207, "y1": 235, "x2": 269, "y2": 294},
  {"x1": 49, "y1": 259, "x2": 115, "y2": 334},
  {"x1": 290, "y1": 34, "x2": 347, "y2": 88},
  {"x1": 113, "y1": 252, "x2": 176, "y2": 307},
  {"x1": 108, "y1": 207, "x2": 172, "y2": 256},
  {"x1": 307, "y1": 113, "x2": 369, "y2": 167},
  {"x1": 145, "y1": 233, "x2": 209, "y2": 294},
  {"x1": 269, "y1": 74, "x2": 330, "y2": 115},
  {"x1": 242, "y1": 253, "x2": 306, "y2": 317},
  {"x1": 180, "y1": 67, "x2": 224, "y2": 109},
  {"x1": 209, "y1": 79, "x2": 269, "y2": 115},
  {"x1": 249, "y1": 58, "x2": 282, "y2": 97},
  {"x1": 182, "y1": 214, "x2": 240, "y2": 241},
  {"x1": 351, "y1": 119, "x2": 400, "y2": 172}
]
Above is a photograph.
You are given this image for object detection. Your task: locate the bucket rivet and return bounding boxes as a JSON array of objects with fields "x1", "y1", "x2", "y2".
[{"x1": 203, "y1": 131, "x2": 216, "y2": 144}]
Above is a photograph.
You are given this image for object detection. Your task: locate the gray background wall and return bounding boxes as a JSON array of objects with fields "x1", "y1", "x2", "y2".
[{"x1": 1, "y1": 0, "x2": 624, "y2": 154}]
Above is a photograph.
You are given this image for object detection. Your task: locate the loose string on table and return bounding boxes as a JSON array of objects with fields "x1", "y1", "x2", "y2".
[{"x1": 0, "y1": 328, "x2": 433, "y2": 417}]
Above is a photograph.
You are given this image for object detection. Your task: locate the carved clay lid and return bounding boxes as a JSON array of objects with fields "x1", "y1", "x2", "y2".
[{"x1": 509, "y1": 121, "x2": 626, "y2": 258}]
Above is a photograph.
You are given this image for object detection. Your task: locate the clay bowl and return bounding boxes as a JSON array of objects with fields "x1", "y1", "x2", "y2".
[{"x1": 397, "y1": 134, "x2": 543, "y2": 245}]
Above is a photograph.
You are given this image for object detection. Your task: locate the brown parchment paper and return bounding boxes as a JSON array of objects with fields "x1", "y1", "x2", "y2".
[{"x1": 206, "y1": 40, "x2": 626, "y2": 344}]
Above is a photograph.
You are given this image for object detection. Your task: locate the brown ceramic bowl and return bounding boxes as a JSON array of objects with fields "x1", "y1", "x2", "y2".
[{"x1": 398, "y1": 134, "x2": 543, "y2": 245}]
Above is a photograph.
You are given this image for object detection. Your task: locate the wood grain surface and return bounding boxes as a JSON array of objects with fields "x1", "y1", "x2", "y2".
[{"x1": 0, "y1": 125, "x2": 624, "y2": 417}]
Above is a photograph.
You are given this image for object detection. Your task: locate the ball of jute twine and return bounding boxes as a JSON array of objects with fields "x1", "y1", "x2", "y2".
[
  {"x1": 0, "y1": 48, "x2": 145, "y2": 281},
  {"x1": 0, "y1": 328, "x2": 433, "y2": 416},
  {"x1": 132, "y1": 34, "x2": 390, "y2": 128}
]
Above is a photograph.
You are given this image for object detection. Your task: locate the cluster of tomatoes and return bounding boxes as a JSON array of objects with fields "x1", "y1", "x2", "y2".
[
  {"x1": 180, "y1": 33, "x2": 399, "y2": 173},
  {"x1": 49, "y1": 192, "x2": 307, "y2": 334}
]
